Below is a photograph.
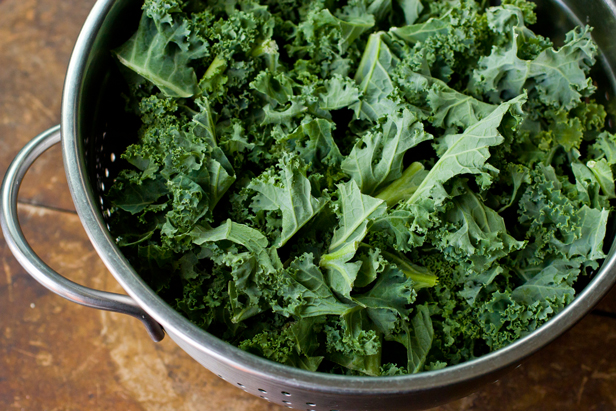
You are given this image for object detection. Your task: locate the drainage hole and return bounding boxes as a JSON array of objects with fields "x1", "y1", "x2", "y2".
[
  {"x1": 282, "y1": 400, "x2": 291, "y2": 404},
  {"x1": 260, "y1": 396, "x2": 269, "y2": 400},
  {"x1": 306, "y1": 403, "x2": 316, "y2": 407},
  {"x1": 281, "y1": 391, "x2": 291, "y2": 396},
  {"x1": 237, "y1": 383, "x2": 245, "y2": 388},
  {"x1": 258, "y1": 389, "x2": 267, "y2": 393}
]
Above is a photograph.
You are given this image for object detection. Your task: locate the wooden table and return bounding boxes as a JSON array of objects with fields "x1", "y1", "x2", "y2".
[{"x1": 1, "y1": 0, "x2": 616, "y2": 410}]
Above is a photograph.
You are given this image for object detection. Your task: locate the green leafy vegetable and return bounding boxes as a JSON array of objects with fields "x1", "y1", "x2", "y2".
[
  {"x1": 320, "y1": 180, "x2": 386, "y2": 300},
  {"x1": 248, "y1": 156, "x2": 329, "y2": 247},
  {"x1": 342, "y1": 109, "x2": 432, "y2": 195},
  {"x1": 115, "y1": 12, "x2": 208, "y2": 97},
  {"x1": 471, "y1": 20, "x2": 597, "y2": 109},
  {"x1": 406, "y1": 94, "x2": 526, "y2": 206},
  {"x1": 108, "y1": 0, "x2": 613, "y2": 376},
  {"x1": 353, "y1": 32, "x2": 401, "y2": 121}
]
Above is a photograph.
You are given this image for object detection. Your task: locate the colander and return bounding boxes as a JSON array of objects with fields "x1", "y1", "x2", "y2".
[{"x1": 3, "y1": 0, "x2": 616, "y2": 410}]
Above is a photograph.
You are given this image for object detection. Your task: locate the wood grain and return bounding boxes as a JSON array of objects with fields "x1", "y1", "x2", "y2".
[
  {"x1": 1, "y1": 0, "x2": 616, "y2": 410},
  {"x1": 0, "y1": 0, "x2": 95, "y2": 212}
]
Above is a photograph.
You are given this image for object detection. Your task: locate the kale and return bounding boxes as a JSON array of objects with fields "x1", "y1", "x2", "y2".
[{"x1": 107, "y1": 0, "x2": 613, "y2": 376}]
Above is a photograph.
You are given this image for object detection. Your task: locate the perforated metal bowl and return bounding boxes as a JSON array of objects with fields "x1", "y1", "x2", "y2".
[{"x1": 3, "y1": 0, "x2": 616, "y2": 410}]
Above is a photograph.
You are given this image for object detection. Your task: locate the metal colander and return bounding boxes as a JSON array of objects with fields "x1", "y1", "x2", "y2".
[{"x1": 3, "y1": 0, "x2": 616, "y2": 410}]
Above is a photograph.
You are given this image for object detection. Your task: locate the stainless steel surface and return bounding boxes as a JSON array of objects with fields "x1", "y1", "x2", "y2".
[
  {"x1": 3, "y1": 0, "x2": 616, "y2": 410},
  {"x1": 0, "y1": 125, "x2": 164, "y2": 342}
]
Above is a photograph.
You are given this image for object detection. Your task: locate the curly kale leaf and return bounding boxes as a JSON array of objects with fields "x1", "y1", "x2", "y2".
[
  {"x1": 248, "y1": 156, "x2": 329, "y2": 247},
  {"x1": 367, "y1": 0, "x2": 424, "y2": 26},
  {"x1": 324, "y1": 309, "x2": 382, "y2": 376},
  {"x1": 115, "y1": 11, "x2": 208, "y2": 97},
  {"x1": 370, "y1": 208, "x2": 418, "y2": 251},
  {"x1": 250, "y1": 70, "x2": 295, "y2": 107},
  {"x1": 389, "y1": 1, "x2": 493, "y2": 80},
  {"x1": 389, "y1": 17, "x2": 449, "y2": 44},
  {"x1": 342, "y1": 109, "x2": 432, "y2": 195},
  {"x1": 280, "y1": 253, "x2": 355, "y2": 317},
  {"x1": 110, "y1": 176, "x2": 169, "y2": 215},
  {"x1": 328, "y1": 180, "x2": 387, "y2": 253},
  {"x1": 518, "y1": 164, "x2": 609, "y2": 262},
  {"x1": 353, "y1": 32, "x2": 401, "y2": 121},
  {"x1": 289, "y1": 1, "x2": 375, "y2": 69},
  {"x1": 355, "y1": 265, "x2": 416, "y2": 336},
  {"x1": 590, "y1": 131, "x2": 616, "y2": 165},
  {"x1": 406, "y1": 94, "x2": 526, "y2": 206},
  {"x1": 355, "y1": 246, "x2": 387, "y2": 288},
  {"x1": 472, "y1": 24, "x2": 597, "y2": 109},
  {"x1": 280, "y1": 119, "x2": 344, "y2": 169},
  {"x1": 397, "y1": 0, "x2": 424, "y2": 25},
  {"x1": 387, "y1": 304, "x2": 433, "y2": 374},
  {"x1": 435, "y1": 187, "x2": 525, "y2": 270},
  {"x1": 318, "y1": 74, "x2": 361, "y2": 111},
  {"x1": 511, "y1": 258, "x2": 578, "y2": 307},
  {"x1": 320, "y1": 181, "x2": 386, "y2": 300},
  {"x1": 427, "y1": 82, "x2": 497, "y2": 130},
  {"x1": 390, "y1": 67, "x2": 495, "y2": 130},
  {"x1": 191, "y1": 219, "x2": 281, "y2": 272},
  {"x1": 239, "y1": 317, "x2": 325, "y2": 371},
  {"x1": 572, "y1": 158, "x2": 615, "y2": 209}
]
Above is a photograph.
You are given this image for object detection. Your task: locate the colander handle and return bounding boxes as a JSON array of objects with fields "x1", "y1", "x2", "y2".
[{"x1": 0, "y1": 126, "x2": 165, "y2": 342}]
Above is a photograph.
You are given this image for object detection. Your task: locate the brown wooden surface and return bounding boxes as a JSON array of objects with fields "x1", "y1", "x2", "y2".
[{"x1": 1, "y1": 0, "x2": 616, "y2": 410}]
